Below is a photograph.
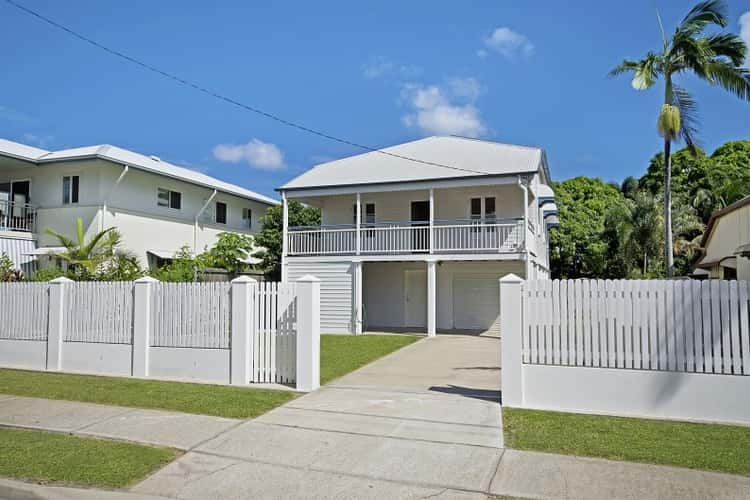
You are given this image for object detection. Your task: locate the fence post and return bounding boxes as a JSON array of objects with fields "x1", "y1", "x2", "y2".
[
  {"x1": 296, "y1": 275, "x2": 321, "y2": 391},
  {"x1": 500, "y1": 273, "x2": 524, "y2": 407},
  {"x1": 132, "y1": 276, "x2": 158, "y2": 377},
  {"x1": 47, "y1": 277, "x2": 73, "y2": 370},
  {"x1": 231, "y1": 276, "x2": 257, "y2": 385}
]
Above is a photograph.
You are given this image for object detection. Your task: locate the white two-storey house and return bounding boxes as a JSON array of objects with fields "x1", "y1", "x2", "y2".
[
  {"x1": 279, "y1": 136, "x2": 559, "y2": 335},
  {"x1": 0, "y1": 138, "x2": 277, "y2": 274}
]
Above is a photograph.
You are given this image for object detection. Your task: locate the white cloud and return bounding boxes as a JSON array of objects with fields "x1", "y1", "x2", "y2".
[
  {"x1": 213, "y1": 139, "x2": 285, "y2": 171},
  {"x1": 362, "y1": 56, "x2": 421, "y2": 80},
  {"x1": 483, "y1": 27, "x2": 534, "y2": 59},
  {"x1": 740, "y1": 12, "x2": 750, "y2": 51},
  {"x1": 400, "y1": 79, "x2": 486, "y2": 138}
]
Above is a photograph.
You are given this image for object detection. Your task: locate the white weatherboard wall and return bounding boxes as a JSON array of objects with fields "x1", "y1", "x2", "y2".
[
  {"x1": 0, "y1": 278, "x2": 319, "y2": 390},
  {"x1": 287, "y1": 260, "x2": 353, "y2": 333},
  {"x1": 501, "y1": 278, "x2": 750, "y2": 425}
]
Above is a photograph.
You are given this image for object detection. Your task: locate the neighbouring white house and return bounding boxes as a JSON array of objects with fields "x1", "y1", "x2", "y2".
[
  {"x1": 0, "y1": 138, "x2": 277, "y2": 274},
  {"x1": 278, "y1": 136, "x2": 558, "y2": 335},
  {"x1": 693, "y1": 194, "x2": 750, "y2": 280}
]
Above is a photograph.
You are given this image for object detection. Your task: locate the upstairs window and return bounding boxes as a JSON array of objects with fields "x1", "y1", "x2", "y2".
[
  {"x1": 157, "y1": 188, "x2": 181, "y2": 210},
  {"x1": 62, "y1": 175, "x2": 79, "y2": 205},
  {"x1": 242, "y1": 208, "x2": 252, "y2": 229},
  {"x1": 216, "y1": 201, "x2": 227, "y2": 224},
  {"x1": 470, "y1": 198, "x2": 482, "y2": 220},
  {"x1": 352, "y1": 203, "x2": 376, "y2": 225},
  {"x1": 484, "y1": 197, "x2": 496, "y2": 219}
]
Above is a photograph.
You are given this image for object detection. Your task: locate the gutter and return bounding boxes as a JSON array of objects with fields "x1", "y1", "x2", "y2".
[{"x1": 194, "y1": 189, "x2": 218, "y2": 252}]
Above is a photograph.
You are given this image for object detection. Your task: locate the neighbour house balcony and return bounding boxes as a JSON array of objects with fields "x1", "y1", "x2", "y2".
[
  {"x1": 287, "y1": 218, "x2": 525, "y2": 257},
  {"x1": 0, "y1": 200, "x2": 36, "y2": 233}
]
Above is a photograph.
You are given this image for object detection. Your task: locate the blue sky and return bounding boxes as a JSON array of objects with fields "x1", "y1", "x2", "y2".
[{"x1": 1, "y1": 0, "x2": 749, "y2": 199}]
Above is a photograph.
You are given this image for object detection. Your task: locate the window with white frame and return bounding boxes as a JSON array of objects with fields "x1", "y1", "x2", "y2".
[
  {"x1": 469, "y1": 197, "x2": 496, "y2": 221},
  {"x1": 215, "y1": 201, "x2": 227, "y2": 224},
  {"x1": 352, "y1": 203, "x2": 376, "y2": 225},
  {"x1": 242, "y1": 208, "x2": 252, "y2": 229},
  {"x1": 62, "y1": 175, "x2": 79, "y2": 205},
  {"x1": 157, "y1": 188, "x2": 181, "y2": 210}
]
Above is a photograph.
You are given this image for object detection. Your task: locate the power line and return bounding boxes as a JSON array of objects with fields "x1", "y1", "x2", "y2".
[{"x1": 3, "y1": 0, "x2": 491, "y2": 176}]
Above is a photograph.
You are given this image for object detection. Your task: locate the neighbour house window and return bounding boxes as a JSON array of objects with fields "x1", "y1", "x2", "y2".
[
  {"x1": 215, "y1": 202, "x2": 227, "y2": 224},
  {"x1": 484, "y1": 197, "x2": 496, "y2": 220},
  {"x1": 157, "y1": 188, "x2": 181, "y2": 210},
  {"x1": 242, "y1": 208, "x2": 252, "y2": 229},
  {"x1": 62, "y1": 176, "x2": 79, "y2": 205},
  {"x1": 470, "y1": 198, "x2": 482, "y2": 221}
]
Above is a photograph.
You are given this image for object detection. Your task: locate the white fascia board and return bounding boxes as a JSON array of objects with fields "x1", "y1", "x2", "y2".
[{"x1": 281, "y1": 174, "x2": 524, "y2": 199}]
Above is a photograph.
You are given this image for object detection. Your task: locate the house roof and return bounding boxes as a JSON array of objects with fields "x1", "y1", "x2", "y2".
[
  {"x1": 0, "y1": 138, "x2": 278, "y2": 206},
  {"x1": 280, "y1": 136, "x2": 550, "y2": 191},
  {"x1": 694, "y1": 194, "x2": 750, "y2": 270}
]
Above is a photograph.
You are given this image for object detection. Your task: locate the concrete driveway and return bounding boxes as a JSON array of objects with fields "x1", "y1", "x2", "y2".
[{"x1": 133, "y1": 334, "x2": 503, "y2": 499}]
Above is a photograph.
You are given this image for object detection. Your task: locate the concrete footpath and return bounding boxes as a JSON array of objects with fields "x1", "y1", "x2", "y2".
[{"x1": 2, "y1": 335, "x2": 750, "y2": 499}]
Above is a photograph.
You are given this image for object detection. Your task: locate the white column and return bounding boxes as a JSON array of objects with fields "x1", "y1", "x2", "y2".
[
  {"x1": 231, "y1": 276, "x2": 257, "y2": 385},
  {"x1": 46, "y1": 277, "x2": 72, "y2": 371},
  {"x1": 520, "y1": 180, "x2": 531, "y2": 279},
  {"x1": 355, "y1": 192, "x2": 361, "y2": 256},
  {"x1": 354, "y1": 260, "x2": 363, "y2": 334},
  {"x1": 133, "y1": 276, "x2": 158, "y2": 378},
  {"x1": 429, "y1": 188, "x2": 434, "y2": 254},
  {"x1": 499, "y1": 273, "x2": 524, "y2": 407},
  {"x1": 427, "y1": 260, "x2": 437, "y2": 337},
  {"x1": 296, "y1": 275, "x2": 321, "y2": 391},
  {"x1": 281, "y1": 191, "x2": 289, "y2": 283}
]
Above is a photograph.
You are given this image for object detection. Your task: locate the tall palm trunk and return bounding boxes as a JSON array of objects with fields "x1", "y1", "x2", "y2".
[{"x1": 663, "y1": 138, "x2": 674, "y2": 277}]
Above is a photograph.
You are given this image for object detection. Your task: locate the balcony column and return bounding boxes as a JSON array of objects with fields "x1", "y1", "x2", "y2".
[
  {"x1": 353, "y1": 259, "x2": 363, "y2": 334},
  {"x1": 429, "y1": 188, "x2": 434, "y2": 254},
  {"x1": 281, "y1": 191, "x2": 289, "y2": 282},
  {"x1": 519, "y1": 178, "x2": 531, "y2": 280},
  {"x1": 427, "y1": 259, "x2": 437, "y2": 337},
  {"x1": 355, "y1": 192, "x2": 361, "y2": 256}
]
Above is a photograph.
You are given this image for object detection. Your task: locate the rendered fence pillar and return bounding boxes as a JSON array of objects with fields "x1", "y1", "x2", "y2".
[
  {"x1": 47, "y1": 277, "x2": 73, "y2": 370},
  {"x1": 500, "y1": 274, "x2": 524, "y2": 407},
  {"x1": 427, "y1": 260, "x2": 437, "y2": 337},
  {"x1": 231, "y1": 276, "x2": 257, "y2": 385},
  {"x1": 296, "y1": 275, "x2": 321, "y2": 391},
  {"x1": 132, "y1": 276, "x2": 158, "y2": 377}
]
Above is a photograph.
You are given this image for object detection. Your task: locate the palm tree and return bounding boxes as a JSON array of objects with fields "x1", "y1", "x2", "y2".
[
  {"x1": 606, "y1": 191, "x2": 663, "y2": 276},
  {"x1": 610, "y1": 0, "x2": 750, "y2": 277},
  {"x1": 47, "y1": 218, "x2": 120, "y2": 275}
]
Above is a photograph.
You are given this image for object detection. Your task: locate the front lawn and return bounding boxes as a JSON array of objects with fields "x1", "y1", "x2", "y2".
[
  {"x1": 321, "y1": 333, "x2": 420, "y2": 384},
  {"x1": 503, "y1": 407, "x2": 750, "y2": 476},
  {"x1": 0, "y1": 369, "x2": 296, "y2": 419},
  {"x1": 0, "y1": 427, "x2": 175, "y2": 488}
]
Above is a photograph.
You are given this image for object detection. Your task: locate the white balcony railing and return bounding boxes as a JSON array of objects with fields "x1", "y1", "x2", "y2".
[
  {"x1": 287, "y1": 218, "x2": 524, "y2": 256},
  {"x1": 0, "y1": 200, "x2": 36, "y2": 232}
]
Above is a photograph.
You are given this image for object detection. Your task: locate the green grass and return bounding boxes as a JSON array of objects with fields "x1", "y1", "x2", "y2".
[
  {"x1": 0, "y1": 369, "x2": 297, "y2": 419},
  {"x1": 321, "y1": 334, "x2": 420, "y2": 384},
  {"x1": 503, "y1": 407, "x2": 750, "y2": 476},
  {"x1": 0, "y1": 427, "x2": 176, "y2": 488}
]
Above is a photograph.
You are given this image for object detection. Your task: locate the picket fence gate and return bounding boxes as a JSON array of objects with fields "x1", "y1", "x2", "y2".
[{"x1": 524, "y1": 279, "x2": 750, "y2": 376}]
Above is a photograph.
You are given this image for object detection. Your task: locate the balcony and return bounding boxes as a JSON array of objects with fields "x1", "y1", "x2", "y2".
[
  {"x1": 0, "y1": 200, "x2": 36, "y2": 233},
  {"x1": 287, "y1": 218, "x2": 525, "y2": 257}
]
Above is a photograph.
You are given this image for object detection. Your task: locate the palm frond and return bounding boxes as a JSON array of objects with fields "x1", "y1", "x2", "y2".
[
  {"x1": 609, "y1": 53, "x2": 662, "y2": 89},
  {"x1": 677, "y1": 0, "x2": 727, "y2": 35},
  {"x1": 703, "y1": 60, "x2": 750, "y2": 100},
  {"x1": 80, "y1": 227, "x2": 116, "y2": 258},
  {"x1": 45, "y1": 228, "x2": 76, "y2": 249},
  {"x1": 608, "y1": 59, "x2": 640, "y2": 78},
  {"x1": 671, "y1": 85, "x2": 700, "y2": 153},
  {"x1": 705, "y1": 33, "x2": 747, "y2": 66}
]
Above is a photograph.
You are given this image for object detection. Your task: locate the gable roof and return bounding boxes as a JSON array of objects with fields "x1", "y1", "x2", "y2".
[
  {"x1": 281, "y1": 136, "x2": 550, "y2": 191},
  {"x1": 699, "y1": 194, "x2": 750, "y2": 250},
  {"x1": 0, "y1": 138, "x2": 278, "y2": 205}
]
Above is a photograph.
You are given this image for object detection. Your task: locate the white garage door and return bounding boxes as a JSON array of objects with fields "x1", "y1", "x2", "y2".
[{"x1": 453, "y1": 276, "x2": 500, "y2": 333}]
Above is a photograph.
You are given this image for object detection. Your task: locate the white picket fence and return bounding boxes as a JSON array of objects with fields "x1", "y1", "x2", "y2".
[
  {"x1": 0, "y1": 282, "x2": 49, "y2": 341},
  {"x1": 150, "y1": 282, "x2": 231, "y2": 349},
  {"x1": 500, "y1": 275, "x2": 750, "y2": 424},
  {"x1": 524, "y1": 279, "x2": 750, "y2": 375},
  {"x1": 0, "y1": 277, "x2": 320, "y2": 390}
]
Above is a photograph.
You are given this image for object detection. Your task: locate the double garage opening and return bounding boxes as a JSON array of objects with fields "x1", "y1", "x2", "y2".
[{"x1": 286, "y1": 259, "x2": 525, "y2": 335}]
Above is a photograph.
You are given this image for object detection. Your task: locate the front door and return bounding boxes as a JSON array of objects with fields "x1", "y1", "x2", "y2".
[
  {"x1": 410, "y1": 201, "x2": 430, "y2": 252},
  {"x1": 404, "y1": 269, "x2": 427, "y2": 328}
]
